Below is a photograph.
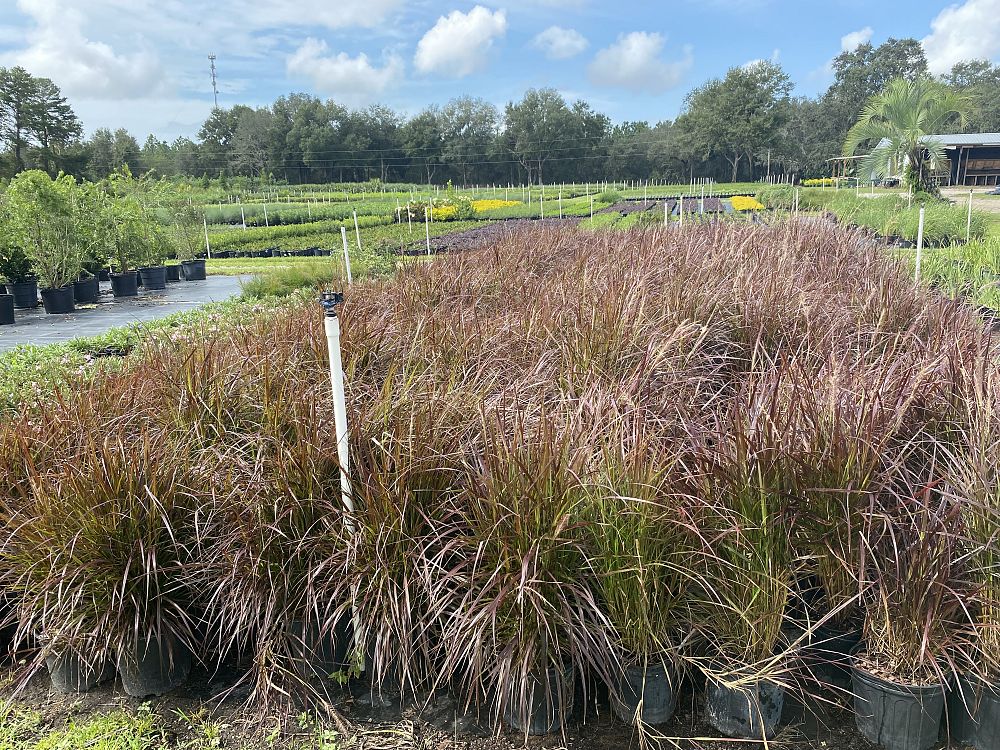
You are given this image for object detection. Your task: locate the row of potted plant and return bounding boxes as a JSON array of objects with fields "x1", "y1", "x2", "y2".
[{"x1": 0, "y1": 169, "x2": 208, "y2": 316}]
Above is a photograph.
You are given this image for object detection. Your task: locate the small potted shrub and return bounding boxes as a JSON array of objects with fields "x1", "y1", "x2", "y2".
[
  {"x1": 171, "y1": 202, "x2": 207, "y2": 282},
  {"x1": 5, "y1": 170, "x2": 82, "y2": 315},
  {"x1": 135, "y1": 231, "x2": 170, "y2": 291},
  {"x1": 583, "y1": 439, "x2": 692, "y2": 726},
  {"x1": 851, "y1": 481, "x2": 966, "y2": 750},
  {"x1": 0, "y1": 243, "x2": 38, "y2": 309},
  {"x1": 0, "y1": 429, "x2": 198, "y2": 697}
]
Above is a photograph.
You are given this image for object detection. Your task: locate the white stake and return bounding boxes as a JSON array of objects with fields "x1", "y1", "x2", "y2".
[
  {"x1": 967, "y1": 189, "x2": 973, "y2": 243},
  {"x1": 915, "y1": 205, "x2": 925, "y2": 283},
  {"x1": 679, "y1": 197, "x2": 684, "y2": 228},
  {"x1": 307, "y1": 202, "x2": 312, "y2": 220},
  {"x1": 407, "y1": 202, "x2": 412, "y2": 233},
  {"x1": 558, "y1": 191, "x2": 562, "y2": 219},
  {"x1": 240, "y1": 203, "x2": 246, "y2": 230},
  {"x1": 664, "y1": 200, "x2": 668, "y2": 227},
  {"x1": 353, "y1": 211, "x2": 363, "y2": 253},
  {"x1": 263, "y1": 202, "x2": 269, "y2": 227},
  {"x1": 590, "y1": 195, "x2": 594, "y2": 220},
  {"x1": 425, "y1": 207, "x2": 431, "y2": 255},
  {"x1": 340, "y1": 226, "x2": 353, "y2": 285},
  {"x1": 203, "y1": 216, "x2": 212, "y2": 259}
]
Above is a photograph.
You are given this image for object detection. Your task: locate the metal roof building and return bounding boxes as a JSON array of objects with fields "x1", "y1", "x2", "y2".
[{"x1": 926, "y1": 133, "x2": 1000, "y2": 186}]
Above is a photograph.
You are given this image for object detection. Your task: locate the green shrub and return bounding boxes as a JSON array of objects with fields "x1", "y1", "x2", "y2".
[
  {"x1": 596, "y1": 190, "x2": 623, "y2": 204},
  {"x1": 756, "y1": 184, "x2": 794, "y2": 210}
]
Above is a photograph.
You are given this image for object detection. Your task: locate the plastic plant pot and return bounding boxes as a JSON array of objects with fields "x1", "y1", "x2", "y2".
[
  {"x1": 502, "y1": 662, "x2": 575, "y2": 736},
  {"x1": 180, "y1": 259, "x2": 207, "y2": 281},
  {"x1": 613, "y1": 659, "x2": 679, "y2": 725},
  {"x1": 948, "y1": 673, "x2": 1000, "y2": 750},
  {"x1": 0, "y1": 294, "x2": 14, "y2": 325},
  {"x1": 8, "y1": 279, "x2": 38, "y2": 309},
  {"x1": 110, "y1": 271, "x2": 139, "y2": 298},
  {"x1": 117, "y1": 633, "x2": 192, "y2": 698},
  {"x1": 852, "y1": 664, "x2": 945, "y2": 750},
  {"x1": 138, "y1": 266, "x2": 168, "y2": 290},
  {"x1": 72, "y1": 275, "x2": 100, "y2": 304},
  {"x1": 46, "y1": 651, "x2": 115, "y2": 693},
  {"x1": 165, "y1": 264, "x2": 181, "y2": 282},
  {"x1": 290, "y1": 617, "x2": 352, "y2": 682},
  {"x1": 705, "y1": 675, "x2": 784, "y2": 740},
  {"x1": 40, "y1": 286, "x2": 76, "y2": 314}
]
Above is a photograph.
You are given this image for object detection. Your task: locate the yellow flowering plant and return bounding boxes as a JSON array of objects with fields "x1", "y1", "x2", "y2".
[{"x1": 730, "y1": 196, "x2": 765, "y2": 212}]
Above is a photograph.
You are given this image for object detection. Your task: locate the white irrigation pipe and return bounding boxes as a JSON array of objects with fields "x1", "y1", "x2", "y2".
[
  {"x1": 353, "y1": 211, "x2": 363, "y2": 253},
  {"x1": 967, "y1": 189, "x2": 974, "y2": 243},
  {"x1": 340, "y1": 226, "x2": 353, "y2": 285},
  {"x1": 319, "y1": 293, "x2": 363, "y2": 665},
  {"x1": 915, "y1": 205, "x2": 925, "y2": 283}
]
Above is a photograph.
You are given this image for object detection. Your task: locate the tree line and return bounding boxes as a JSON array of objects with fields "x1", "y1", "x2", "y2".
[{"x1": 2, "y1": 37, "x2": 1000, "y2": 186}]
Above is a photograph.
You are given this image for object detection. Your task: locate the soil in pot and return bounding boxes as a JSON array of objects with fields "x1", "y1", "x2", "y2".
[
  {"x1": 72, "y1": 275, "x2": 100, "y2": 304},
  {"x1": 110, "y1": 271, "x2": 139, "y2": 298},
  {"x1": 138, "y1": 266, "x2": 168, "y2": 290},
  {"x1": 852, "y1": 663, "x2": 944, "y2": 750},
  {"x1": 40, "y1": 286, "x2": 76, "y2": 314},
  {"x1": 8, "y1": 279, "x2": 38, "y2": 309},
  {"x1": 46, "y1": 651, "x2": 116, "y2": 693},
  {"x1": 165, "y1": 264, "x2": 181, "y2": 282},
  {"x1": 117, "y1": 633, "x2": 192, "y2": 697},
  {"x1": 705, "y1": 675, "x2": 784, "y2": 740},
  {"x1": 0, "y1": 294, "x2": 14, "y2": 325},
  {"x1": 181, "y1": 260, "x2": 207, "y2": 281},
  {"x1": 613, "y1": 658, "x2": 679, "y2": 725},
  {"x1": 502, "y1": 662, "x2": 575, "y2": 736},
  {"x1": 948, "y1": 673, "x2": 1000, "y2": 750}
]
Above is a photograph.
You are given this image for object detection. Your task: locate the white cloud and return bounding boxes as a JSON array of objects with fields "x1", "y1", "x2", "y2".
[
  {"x1": 743, "y1": 48, "x2": 781, "y2": 70},
  {"x1": 287, "y1": 38, "x2": 402, "y2": 98},
  {"x1": 841, "y1": 26, "x2": 873, "y2": 52},
  {"x1": 922, "y1": 0, "x2": 1000, "y2": 74},
  {"x1": 230, "y1": 0, "x2": 403, "y2": 31},
  {"x1": 414, "y1": 6, "x2": 507, "y2": 77},
  {"x1": 7, "y1": 0, "x2": 166, "y2": 99},
  {"x1": 587, "y1": 32, "x2": 693, "y2": 94},
  {"x1": 532, "y1": 26, "x2": 588, "y2": 60}
]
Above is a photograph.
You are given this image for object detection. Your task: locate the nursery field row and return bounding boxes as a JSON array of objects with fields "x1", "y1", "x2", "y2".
[{"x1": 2, "y1": 221, "x2": 999, "y2": 749}]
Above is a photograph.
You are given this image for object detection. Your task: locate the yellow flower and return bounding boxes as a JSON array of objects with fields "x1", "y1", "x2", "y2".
[
  {"x1": 731, "y1": 196, "x2": 765, "y2": 211},
  {"x1": 431, "y1": 205, "x2": 459, "y2": 221},
  {"x1": 471, "y1": 199, "x2": 521, "y2": 212}
]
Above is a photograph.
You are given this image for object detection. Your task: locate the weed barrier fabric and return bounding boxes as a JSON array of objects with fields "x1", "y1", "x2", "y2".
[{"x1": 0, "y1": 221, "x2": 997, "y2": 739}]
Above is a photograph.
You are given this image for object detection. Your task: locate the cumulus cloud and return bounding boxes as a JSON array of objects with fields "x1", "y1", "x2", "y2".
[
  {"x1": 8, "y1": 0, "x2": 166, "y2": 99},
  {"x1": 287, "y1": 38, "x2": 402, "y2": 97},
  {"x1": 532, "y1": 26, "x2": 588, "y2": 60},
  {"x1": 743, "y1": 48, "x2": 781, "y2": 70},
  {"x1": 587, "y1": 32, "x2": 693, "y2": 94},
  {"x1": 922, "y1": 0, "x2": 1000, "y2": 74},
  {"x1": 841, "y1": 26, "x2": 873, "y2": 53},
  {"x1": 414, "y1": 6, "x2": 507, "y2": 77}
]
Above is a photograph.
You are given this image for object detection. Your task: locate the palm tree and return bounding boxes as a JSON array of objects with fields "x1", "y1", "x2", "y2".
[{"x1": 843, "y1": 78, "x2": 969, "y2": 196}]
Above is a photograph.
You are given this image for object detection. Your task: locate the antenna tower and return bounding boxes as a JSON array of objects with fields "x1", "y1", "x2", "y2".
[{"x1": 208, "y1": 54, "x2": 218, "y2": 108}]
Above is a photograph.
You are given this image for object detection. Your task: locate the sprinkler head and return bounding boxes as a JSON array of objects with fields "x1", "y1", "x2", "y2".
[{"x1": 319, "y1": 291, "x2": 344, "y2": 317}]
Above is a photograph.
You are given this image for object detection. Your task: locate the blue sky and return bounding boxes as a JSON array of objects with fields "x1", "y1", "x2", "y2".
[{"x1": 0, "y1": 0, "x2": 998, "y2": 141}]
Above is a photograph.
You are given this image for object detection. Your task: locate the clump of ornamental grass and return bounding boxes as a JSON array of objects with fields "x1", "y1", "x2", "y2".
[
  {"x1": 0, "y1": 425, "x2": 200, "y2": 682},
  {"x1": 435, "y1": 410, "x2": 616, "y2": 732}
]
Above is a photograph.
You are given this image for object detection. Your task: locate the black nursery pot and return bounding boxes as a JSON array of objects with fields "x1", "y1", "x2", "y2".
[
  {"x1": 614, "y1": 659, "x2": 679, "y2": 725},
  {"x1": 705, "y1": 675, "x2": 784, "y2": 740},
  {"x1": 502, "y1": 663, "x2": 575, "y2": 736},
  {"x1": 138, "y1": 266, "x2": 168, "y2": 290},
  {"x1": 181, "y1": 259, "x2": 207, "y2": 281},
  {"x1": 40, "y1": 286, "x2": 76, "y2": 314},
  {"x1": 110, "y1": 271, "x2": 139, "y2": 298},
  {"x1": 8, "y1": 279, "x2": 38, "y2": 309},
  {"x1": 0, "y1": 294, "x2": 13, "y2": 325},
  {"x1": 165, "y1": 264, "x2": 181, "y2": 282},
  {"x1": 947, "y1": 673, "x2": 1000, "y2": 750},
  {"x1": 46, "y1": 651, "x2": 115, "y2": 693},
  {"x1": 98, "y1": 268, "x2": 111, "y2": 282},
  {"x1": 72, "y1": 275, "x2": 100, "y2": 304},
  {"x1": 290, "y1": 617, "x2": 352, "y2": 682},
  {"x1": 852, "y1": 664, "x2": 944, "y2": 750},
  {"x1": 117, "y1": 633, "x2": 192, "y2": 698}
]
